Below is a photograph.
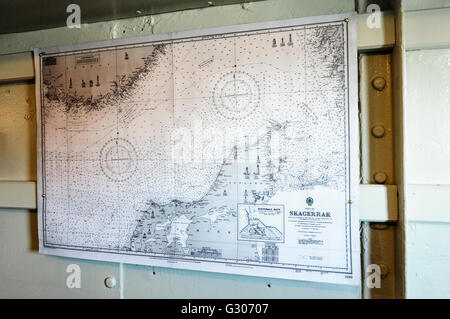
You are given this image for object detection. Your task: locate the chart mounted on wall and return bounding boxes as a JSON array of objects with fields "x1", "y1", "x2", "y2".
[{"x1": 35, "y1": 12, "x2": 360, "y2": 285}]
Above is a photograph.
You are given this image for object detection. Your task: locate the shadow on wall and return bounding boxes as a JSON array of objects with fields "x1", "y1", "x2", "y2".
[{"x1": 28, "y1": 211, "x2": 39, "y2": 251}]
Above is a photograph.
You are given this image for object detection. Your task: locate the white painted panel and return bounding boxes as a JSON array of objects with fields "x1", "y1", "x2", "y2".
[
  {"x1": 359, "y1": 185, "x2": 398, "y2": 222},
  {"x1": 405, "y1": 49, "x2": 450, "y2": 184},
  {"x1": 0, "y1": 83, "x2": 36, "y2": 181},
  {"x1": 404, "y1": 8, "x2": 450, "y2": 50},
  {"x1": 0, "y1": 52, "x2": 34, "y2": 82},
  {"x1": 406, "y1": 221, "x2": 450, "y2": 298},
  {"x1": 402, "y1": 0, "x2": 450, "y2": 12},
  {"x1": 404, "y1": 39, "x2": 450, "y2": 299},
  {"x1": 405, "y1": 184, "x2": 450, "y2": 223},
  {"x1": 122, "y1": 264, "x2": 360, "y2": 298},
  {"x1": 0, "y1": 210, "x2": 120, "y2": 298},
  {"x1": 357, "y1": 12, "x2": 395, "y2": 51},
  {"x1": 0, "y1": 181, "x2": 36, "y2": 209}
]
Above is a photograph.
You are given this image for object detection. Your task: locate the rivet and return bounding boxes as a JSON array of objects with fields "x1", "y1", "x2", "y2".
[
  {"x1": 104, "y1": 276, "x2": 116, "y2": 289},
  {"x1": 41, "y1": 194, "x2": 46, "y2": 198},
  {"x1": 344, "y1": 18, "x2": 349, "y2": 23},
  {"x1": 348, "y1": 200, "x2": 352, "y2": 204},
  {"x1": 374, "y1": 172, "x2": 387, "y2": 184},
  {"x1": 372, "y1": 77, "x2": 386, "y2": 91},
  {"x1": 371, "y1": 125, "x2": 385, "y2": 138}
]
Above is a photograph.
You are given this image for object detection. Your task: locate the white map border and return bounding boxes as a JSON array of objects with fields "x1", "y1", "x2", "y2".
[{"x1": 34, "y1": 12, "x2": 360, "y2": 285}]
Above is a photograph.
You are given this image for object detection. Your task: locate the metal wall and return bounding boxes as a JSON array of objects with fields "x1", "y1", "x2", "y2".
[
  {"x1": 0, "y1": 0, "x2": 363, "y2": 299},
  {"x1": 1, "y1": 0, "x2": 449, "y2": 298}
]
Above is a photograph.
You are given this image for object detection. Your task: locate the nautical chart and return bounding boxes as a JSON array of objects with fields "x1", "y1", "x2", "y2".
[{"x1": 35, "y1": 13, "x2": 360, "y2": 285}]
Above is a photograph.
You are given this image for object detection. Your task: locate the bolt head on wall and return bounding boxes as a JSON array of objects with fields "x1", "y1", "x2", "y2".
[
  {"x1": 104, "y1": 276, "x2": 116, "y2": 289},
  {"x1": 374, "y1": 172, "x2": 388, "y2": 184},
  {"x1": 372, "y1": 77, "x2": 386, "y2": 91},
  {"x1": 371, "y1": 125, "x2": 386, "y2": 138}
]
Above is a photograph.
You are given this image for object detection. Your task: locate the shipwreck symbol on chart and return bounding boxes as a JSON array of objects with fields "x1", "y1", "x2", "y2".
[
  {"x1": 199, "y1": 56, "x2": 214, "y2": 68},
  {"x1": 99, "y1": 138, "x2": 138, "y2": 182},
  {"x1": 213, "y1": 71, "x2": 260, "y2": 119}
]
